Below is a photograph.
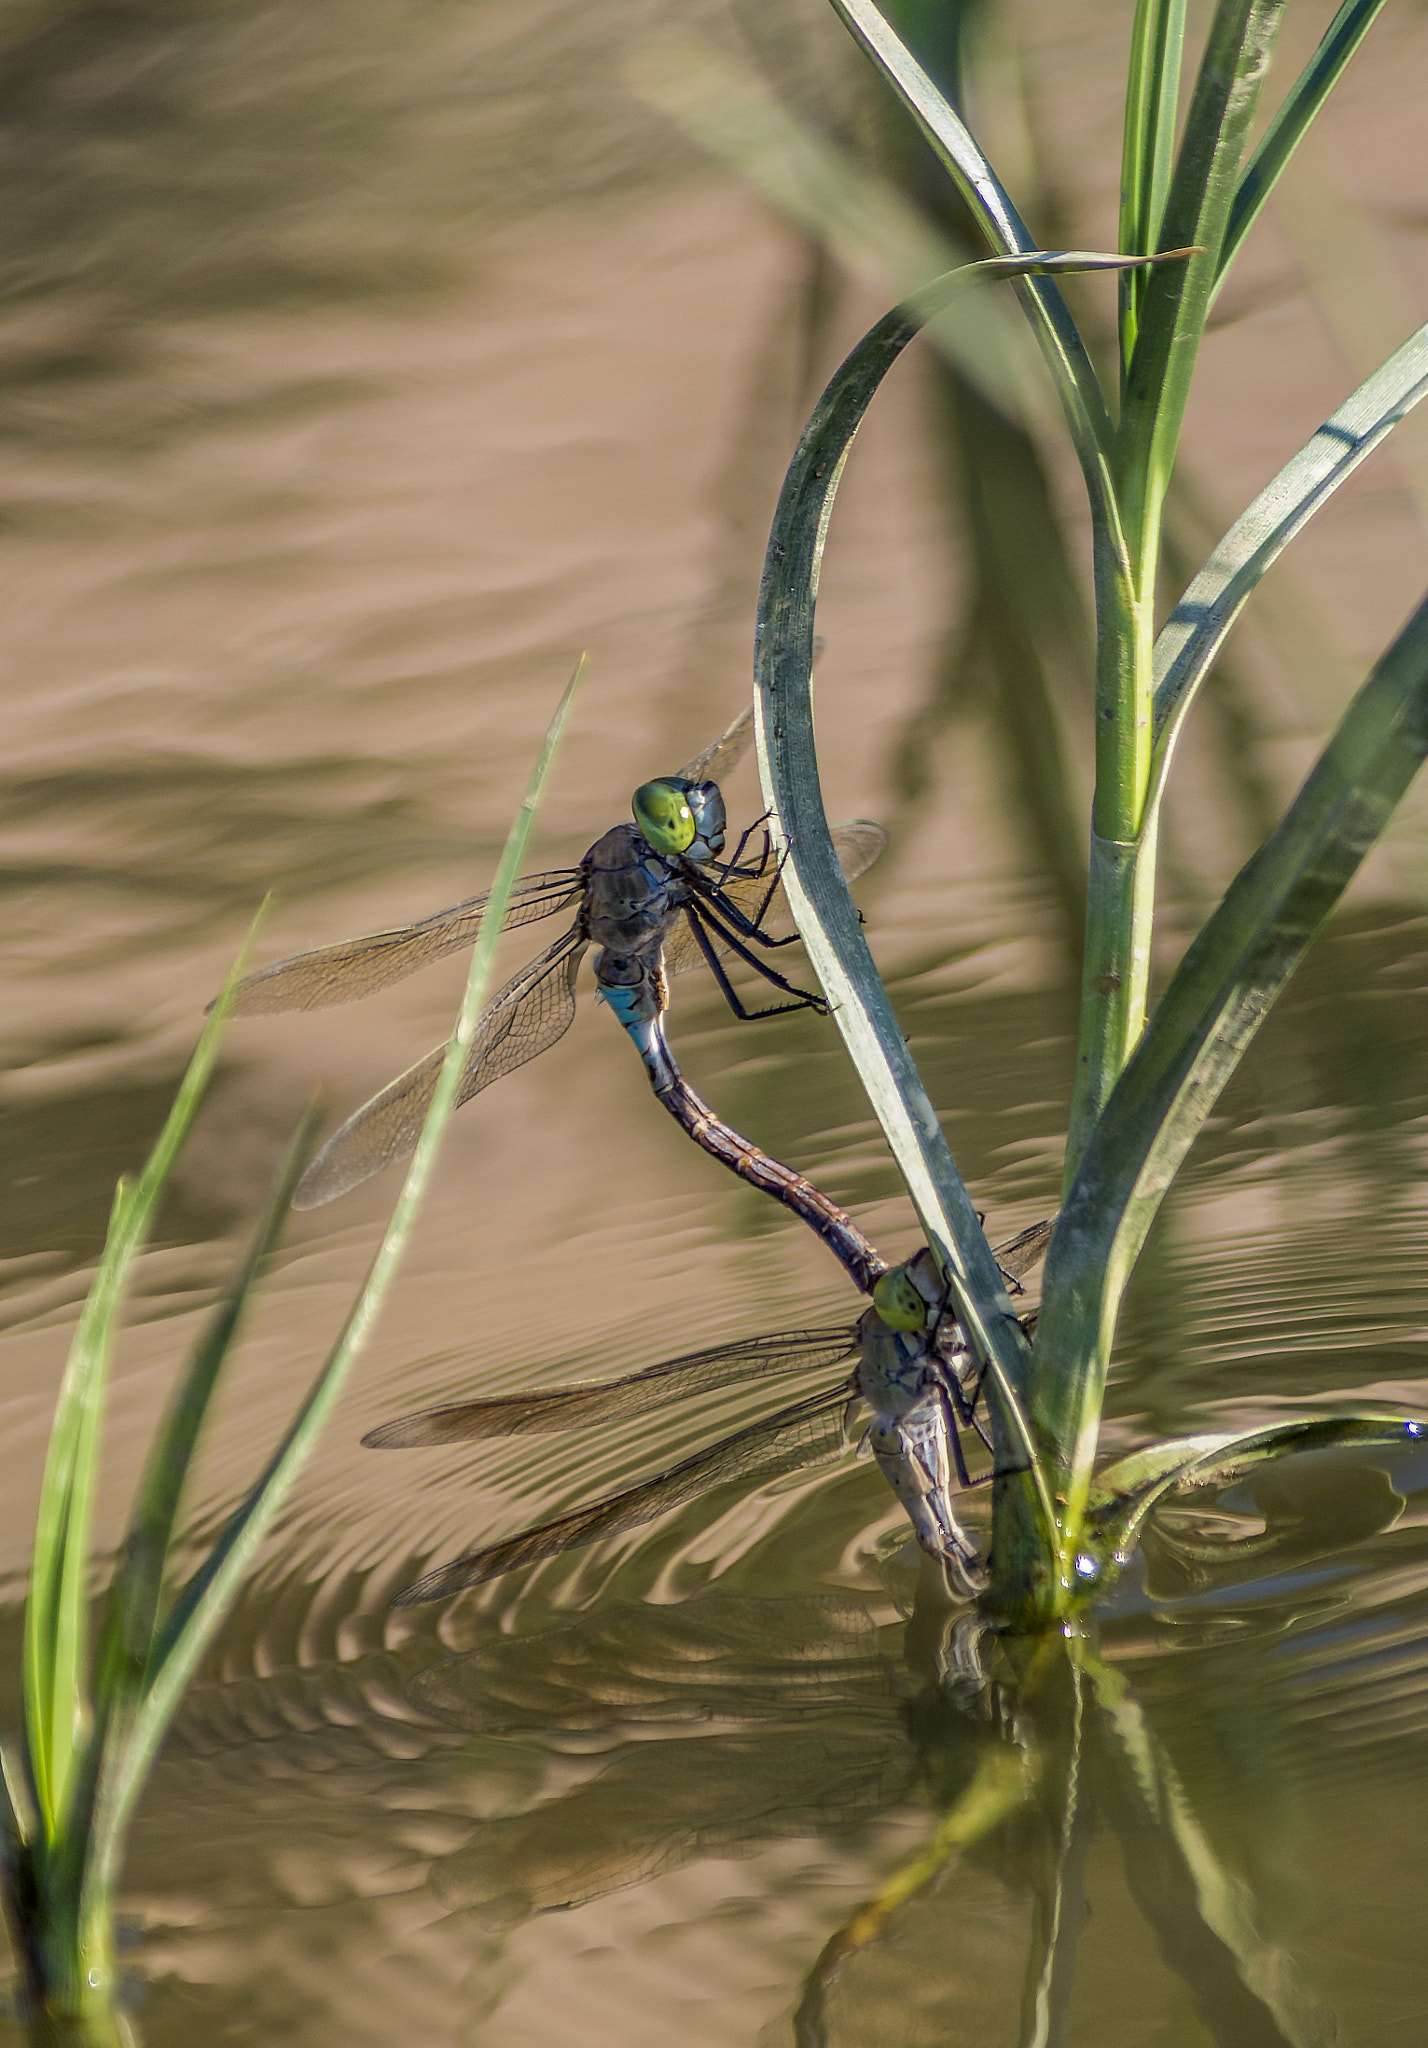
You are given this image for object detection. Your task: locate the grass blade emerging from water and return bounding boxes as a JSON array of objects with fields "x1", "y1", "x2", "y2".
[
  {"x1": 21, "y1": 933, "x2": 260, "y2": 1843},
  {"x1": 1036, "y1": 593, "x2": 1428, "y2": 1545}
]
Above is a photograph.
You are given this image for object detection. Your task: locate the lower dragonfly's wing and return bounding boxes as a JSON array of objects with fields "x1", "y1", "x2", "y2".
[
  {"x1": 392, "y1": 1377, "x2": 860, "y2": 1603},
  {"x1": 660, "y1": 821, "x2": 887, "y2": 978},
  {"x1": 676, "y1": 703, "x2": 754, "y2": 787},
  {"x1": 993, "y1": 1217, "x2": 1055, "y2": 1287},
  {"x1": 363, "y1": 1325, "x2": 862, "y2": 1446},
  {"x1": 293, "y1": 928, "x2": 588, "y2": 1208},
  {"x1": 226, "y1": 870, "x2": 584, "y2": 1015}
]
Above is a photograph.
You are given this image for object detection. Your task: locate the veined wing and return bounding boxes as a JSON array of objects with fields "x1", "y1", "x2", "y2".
[
  {"x1": 227, "y1": 870, "x2": 584, "y2": 1015},
  {"x1": 392, "y1": 1379, "x2": 859, "y2": 1603},
  {"x1": 676, "y1": 703, "x2": 754, "y2": 787},
  {"x1": 293, "y1": 929, "x2": 588, "y2": 1208},
  {"x1": 994, "y1": 1217, "x2": 1055, "y2": 1287},
  {"x1": 661, "y1": 820, "x2": 887, "y2": 978},
  {"x1": 363, "y1": 1325, "x2": 861, "y2": 1447}
]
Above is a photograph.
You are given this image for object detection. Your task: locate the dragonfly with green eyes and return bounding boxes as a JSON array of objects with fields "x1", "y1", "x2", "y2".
[
  {"x1": 225, "y1": 708, "x2": 886, "y2": 1211},
  {"x1": 367, "y1": 1219, "x2": 1052, "y2": 1604}
]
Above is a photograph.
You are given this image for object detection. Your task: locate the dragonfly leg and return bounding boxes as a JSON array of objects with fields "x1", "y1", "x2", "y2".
[
  {"x1": 700, "y1": 851, "x2": 806, "y2": 949},
  {"x1": 716, "y1": 816, "x2": 774, "y2": 880},
  {"x1": 684, "y1": 905, "x2": 827, "y2": 1020}
]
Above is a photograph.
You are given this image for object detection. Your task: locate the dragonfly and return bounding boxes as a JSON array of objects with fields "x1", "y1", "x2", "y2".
[
  {"x1": 365, "y1": 1218, "x2": 1053, "y2": 1605},
  {"x1": 224, "y1": 707, "x2": 887, "y2": 1209}
]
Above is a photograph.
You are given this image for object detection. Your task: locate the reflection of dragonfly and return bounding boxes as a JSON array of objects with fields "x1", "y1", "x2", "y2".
[
  {"x1": 366, "y1": 1219, "x2": 1052, "y2": 1604},
  {"x1": 225, "y1": 708, "x2": 886, "y2": 1209}
]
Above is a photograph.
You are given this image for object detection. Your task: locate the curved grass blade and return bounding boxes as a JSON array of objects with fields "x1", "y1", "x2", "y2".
[
  {"x1": 751, "y1": 257, "x2": 1180, "y2": 1568},
  {"x1": 21, "y1": 919, "x2": 264, "y2": 1843},
  {"x1": 100, "y1": 658, "x2": 585, "y2": 1863},
  {"x1": 1151, "y1": 324, "x2": 1428, "y2": 803},
  {"x1": 1087, "y1": 1414, "x2": 1425, "y2": 1565},
  {"x1": 823, "y1": 0, "x2": 1126, "y2": 565},
  {"x1": 1218, "y1": 1, "x2": 1389, "y2": 288},
  {"x1": 1036, "y1": 593, "x2": 1428, "y2": 1544}
]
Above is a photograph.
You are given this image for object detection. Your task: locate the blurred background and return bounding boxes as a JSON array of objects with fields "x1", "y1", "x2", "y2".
[{"x1": 2, "y1": 1, "x2": 1428, "y2": 2040}]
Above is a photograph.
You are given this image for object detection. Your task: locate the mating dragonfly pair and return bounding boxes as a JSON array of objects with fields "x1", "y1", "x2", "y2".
[
  {"x1": 367, "y1": 1222, "x2": 1051, "y2": 1604},
  {"x1": 229, "y1": 709, "x2": 1038, "y2": 1598}
]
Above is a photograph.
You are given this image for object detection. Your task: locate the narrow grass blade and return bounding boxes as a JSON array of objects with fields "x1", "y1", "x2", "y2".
[
  {"x1": 1088, "y1": 1414, "x2": 1425, "y2": 1563},
  {"x1": 1152, "y1": 325, "x2": 1428, "y2": 803},
  {"x1": 1118, "y1": 0, "x2": 1287, "y2": 538},
  {"x1": 20, "y1": 927, "x2": 263, "y2": 1843},
  {"x1": 1036, "y1": 592, "x2": 1428, "y2": 1542},
  {"x1": 1119, "y1": 0, "x2": 1188, "y2": 370},
  {"x1": 1219, "y1": 1, "x2": 1389, "y2": 286},
  {"x1": 824, "y1": 0, "x2": 1125, "y2": 568},
  {"x1": 51, "y1": 1104, "x2": 321, "y2": 1919},
  {"x1": 100, "y1": 658, "x2": 584, "y2": 1866}
]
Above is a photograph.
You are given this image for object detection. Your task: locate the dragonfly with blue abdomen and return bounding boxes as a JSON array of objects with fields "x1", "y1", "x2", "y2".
[
  {"x1": 222, "y1": 708, "x2": 886, "y2": 1210},
  {"x1": 365, "y1": 1219, "x2": 1052, "y2": 1604}
]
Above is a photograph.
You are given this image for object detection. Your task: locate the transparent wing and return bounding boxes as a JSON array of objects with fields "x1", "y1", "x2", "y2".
[
  {"x1": 661, "y1": 820, "x2": 887, "y2": 978},
  {"x1": 363, "y1": 1325, "x2": 861, "y2": 1447},
  {"x1": 392, "y1": 1379, "x2": 859, "y2": 1603},
  {"x1": 227, "y1": 870, "x2": 584, "y2": 1015},
  {"x1": 676, "y1": 703, "x2": 755, "y2": 787},
  {"x1": 994, "y1": 1217, "x2": 1055, "y2": 1286},
  {"x1": 293, "y1": 930, "x2": 588, "y2": 1208}
]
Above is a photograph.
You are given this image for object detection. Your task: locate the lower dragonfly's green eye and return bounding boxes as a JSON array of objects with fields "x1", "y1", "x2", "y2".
[
  {"x1": 872, "y1": 1264, "x2": 927, "y2": 1332},
  {"x1": 633, "y1": 778, "x2": 697, "y2": 854}
]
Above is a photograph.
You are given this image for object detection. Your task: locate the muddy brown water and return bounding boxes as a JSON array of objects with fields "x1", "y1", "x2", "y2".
[{"x1": 3, "y1": 1, "x2": 1428, "y2": 2040}]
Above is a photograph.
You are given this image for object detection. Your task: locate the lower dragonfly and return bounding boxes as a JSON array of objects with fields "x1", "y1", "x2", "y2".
[
  {"x1": 366, "y1": 1218, "x2": 1052, "y2": 1605},
  {"x1": 223, "y1": 706, "x2": 886, "y2": 1209}
]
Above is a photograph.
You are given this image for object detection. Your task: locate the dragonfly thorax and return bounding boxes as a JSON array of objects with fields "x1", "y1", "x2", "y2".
[
  {"x1": 857, "y1": 1315, "x2": 941, "y2": 1422},
  {"x1": 581, "y1": 824, "x2": 688, "y2": 951}
]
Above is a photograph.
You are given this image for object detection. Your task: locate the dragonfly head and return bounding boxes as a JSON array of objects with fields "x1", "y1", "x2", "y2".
[
  {"x1": 632, "y1": 776, "x2": 728, "y2": 862},
  {"x1": 871, "y1": 1263, "x2": 930, "y2": 1333},
  {"x1": 871, "y1": 1249, "x2": 947, "y2": 1333}
]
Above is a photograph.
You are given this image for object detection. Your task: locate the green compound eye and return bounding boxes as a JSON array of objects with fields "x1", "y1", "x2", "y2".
[
  {"x1": 633, "y1": 778, "x2": 697, "y2": 855},
  {"x1": 872, "y1": 1265, "x2": 927, "y2": 1332}
]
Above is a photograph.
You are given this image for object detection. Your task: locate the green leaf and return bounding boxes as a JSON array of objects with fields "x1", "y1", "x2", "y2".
[
  {"x1": 1087, "y1": 1414, "x2": 1423, "y2": 1562},
  {"x1": 1152, "y1": 324, "x2": 1428, "y2": 808},
  {"x1": 1117, "y1": 0, "x2": 1287, "y2": 548},
  {"x1": 98, "y1": 657, "x2": 584, "y2": 1872},
  {"x1": 76, "y1": 1104, "x2": 323, "y2": 1905},
  {"x1": 20, "y1": 927, "x2": 261, "y2": 1843},
  {"x1": 1120, "y1": 0, "x2": 1188, "y2": 370},
  {"x1": 1035, "y1": 592, "x2": 1428, "y2": 1539},
  {"x1": 1219, "y1": 1, "x2": 1389, "y2": 286}
]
